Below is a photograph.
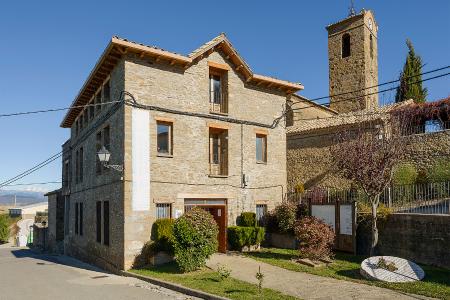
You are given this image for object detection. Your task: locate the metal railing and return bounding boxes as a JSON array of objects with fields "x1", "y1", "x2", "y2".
[
  {"x1": 210, "y1": 90, "x2": 228, "y2": 114},
  {"x1": 402, "y1": 120, "x2": 450, "y2": 136},
  {"x1": 288, "y1": 181, "x2": 450, "y2": 215}
]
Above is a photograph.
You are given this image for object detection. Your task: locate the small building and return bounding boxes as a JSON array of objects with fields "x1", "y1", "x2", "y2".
[{"x1": 9, "y1": 202, "x2": 48, "y2": 220}]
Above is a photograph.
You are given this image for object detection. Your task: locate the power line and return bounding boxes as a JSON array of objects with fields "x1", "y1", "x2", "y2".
[
  {"x1": 0, "y1": 153, "x2": 62, "y2": 188},
  {"x1": 290, "y1": 72, "x2": 450, "y2": 115},
  {"x1": 0, "y1": 181, "x2": 62, "y2": 187},
  {"x1": 291, "y1": 65, "x2": 450, "y2": 108},
  {"x1": 0, "y1": 100, "x2": 122, "y2": 118}
]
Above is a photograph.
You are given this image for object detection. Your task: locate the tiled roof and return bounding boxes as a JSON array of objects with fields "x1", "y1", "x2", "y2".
[{"x1": 287, "y1": 100, "x2": 414, "y2": 134}]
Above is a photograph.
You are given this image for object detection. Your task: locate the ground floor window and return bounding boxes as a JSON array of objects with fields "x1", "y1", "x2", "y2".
[
  {"x1": 256, "y1": 204, "x2": 268, "y2": 226},
  {"x1": 156, "y1": 203, "x2": 171, "y2": 219},
  {"x1": 95, "y1": 201, "x2": 110, "y2": 246}
]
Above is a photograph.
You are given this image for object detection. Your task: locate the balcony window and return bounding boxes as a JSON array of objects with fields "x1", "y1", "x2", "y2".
[
  {"x1": 209, "y1": 128, "x2": 228, "y2": 176},
  {"x1": 209, "y1": 69, "x2": 228, "y2": 114},
  {"x1": 157, "y1": 122, "x2": 173, "y2": 155}
]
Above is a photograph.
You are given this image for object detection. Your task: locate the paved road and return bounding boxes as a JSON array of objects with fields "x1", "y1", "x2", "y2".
[{"x1": 0, "y1": 247, "x2": 194, "y2": 300}]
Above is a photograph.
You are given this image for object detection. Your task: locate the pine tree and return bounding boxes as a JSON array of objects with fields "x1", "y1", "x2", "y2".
[{"x1": 395, "y1": 39, "x2": 427, "y2": 103}]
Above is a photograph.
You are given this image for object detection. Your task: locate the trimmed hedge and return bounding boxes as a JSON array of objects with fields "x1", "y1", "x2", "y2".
[
  {"x1": 151, "y1": 218, "x2": 175, "y2": 254},
  {"x1": 173, "y1": 207, "x2": 218, "y2": 272},
  {"x1": 227, "y1": 226, "x2": 265, "y2": 250},
  {"x1": 238, "y1": 212, "x2": 256, "y2": 227}
]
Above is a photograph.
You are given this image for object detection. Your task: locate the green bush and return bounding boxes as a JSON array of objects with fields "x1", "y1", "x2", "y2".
[
  {"x1": 428, "y1": 159, "x2": 450, "y2": 182},
  {"x1": 0, "y1": 214, "x2": 11, "y2": 243},
  {"x1": 393, "y1": 163, "x2": 418, "y2": 185},
  {"x1": 238, "y1": 212, "x2": 256, "y2": 227},
  {"x1": 173, "y1": 207, "x2": 218, "y2": 272},
  {"x1": 227, "y1": 226, "x2": 265, "y2": 250},
  {"x1": 133, "y1": 241, "x2": 157, "y2": 268},
  {"x1": 151, "y1": 218, "x2": 175, "y2": 254},
  {"x1": 274, "y1": 202, "x2": 297, "y2": 233}
]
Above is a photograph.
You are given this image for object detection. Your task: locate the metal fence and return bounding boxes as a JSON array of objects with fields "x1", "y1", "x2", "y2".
[{"x1": 288, "y1": 181, "x2": 450, "y2": 215}]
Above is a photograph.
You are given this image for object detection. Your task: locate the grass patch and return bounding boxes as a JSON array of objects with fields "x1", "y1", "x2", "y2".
[
  {"x1": 245, "y1": 248, "x2": 450, "y2": 300},
  {"x1": 131, "y1": 262, "x2": 296, "y2": 300}
]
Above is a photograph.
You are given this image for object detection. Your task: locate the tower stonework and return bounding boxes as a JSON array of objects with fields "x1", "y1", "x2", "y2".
[{"x1": 327, "y1": 10, "x2": 378, "y2": 113}]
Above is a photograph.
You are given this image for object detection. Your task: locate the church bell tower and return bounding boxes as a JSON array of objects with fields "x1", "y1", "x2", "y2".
[{"x1": 327, "y1": 9, "x2": 379, "y2": 113}]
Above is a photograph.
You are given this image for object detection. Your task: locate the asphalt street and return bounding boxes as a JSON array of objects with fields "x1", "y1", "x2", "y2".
[{"x1": 0, "y1": 246, "x2": 195, "y2": 300}]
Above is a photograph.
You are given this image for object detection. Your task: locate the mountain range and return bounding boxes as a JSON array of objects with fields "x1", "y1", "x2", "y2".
[{"x1": 0, "y1": 190, "x2": 46, "y2": 206}]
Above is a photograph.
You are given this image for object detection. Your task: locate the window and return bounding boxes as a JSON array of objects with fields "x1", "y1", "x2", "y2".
[
  {"x1": 79, "y1": 147, "x2": 83, "y2": 183},
  {"x1": 209, "y1": 128, "x2": 228, "y2": 176},
  {"x1": 342, "y1": 33, "x2": 351, "y2": 58},
  {"x1": 96, "y1": 132, "x2": 102, "y2": 175},
  {"x1": 89, "y1": 99, "x2": 95, "y2": 120},
  {"x1": 75, "y1": 202, "x2": 79, "y2": 235},
  {"x1": 209, "y1": 68, "x2": 228, "y2": 114},
  {"x1": 156, "y1": 203, "x2": 172, "y2": 219},
  {"x1": 84, "y1": 108, "x2": 89, "y2": 127},
  {"x1": 256, "y1": 134, "x2": 267, "y2": 163},
  {"x1": 95, "y1": 92, "x2": 102, "y2": 114},
  {"x1": 103, "y1": 81, "x2": 110, "y2": 104},
  {"x1": 370, "y1": 35, "x2": 374, "y2": 59},
  {"x1": 75, "y1": 119, "x2": 79, "y2": 136},
  {"x1": 256, "y1": 204, "x2": 268, "y2": 226},
  {"x1": 63, "y1": 160, "x2": 70, "y2": 188},
  {"x1": 103, "y1": 126, "x2": 110, "y2": 151},
  {"x1": 103, "y1": 201, "x2": 109, "y2": 246},
  {"x1": 157, "y1": 122, "x2": 172, "y2": 155},
  {"x1": 74, "y1": 202, "x2": 83, "y2": 236},
  {"x1": 79, "y1": 202, "x2": 83, "y2": 236},
  {"x1": 96, "y1": 201, "x2": 101, "y2": 243},
  {"x1": 75, "y1": 150, "x2": 79, "y2": 184}
]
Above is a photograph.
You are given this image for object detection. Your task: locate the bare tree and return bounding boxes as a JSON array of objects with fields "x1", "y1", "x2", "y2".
[{"x1": 330, "y1": 115, "x2": 404, "y2": 255}]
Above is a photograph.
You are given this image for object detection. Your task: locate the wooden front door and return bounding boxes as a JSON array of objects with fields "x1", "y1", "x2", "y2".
[{"x1": 203, "y1": 206, "x2": 227, "y2": 253}]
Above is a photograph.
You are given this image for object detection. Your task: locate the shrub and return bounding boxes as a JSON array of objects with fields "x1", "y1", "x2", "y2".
[
  {"x1": 357, "y1": 202, "x2": 392, "y2": 231},
  {"x1": 294, "y1": 216, "x2": 335, "y2": 261},
  {"x1": 296, "y1": 202, "x2": 309, "y2": 219},
  {"x1": 172, "y1": 207, "x2": 218, "y2": 272},
  {"x1": 227, "y1": 226, "x2": 265, "y2": 250},
  {"x1": 217, "y1": 264, "x2": 231, "y2": 281},
  {"x1": 0, "y1": 214, "x2": 10, "y2": 243},
  {"x1": 274, "y1": 201, "x2": 297, "y2": 233},
  {"x1": 393, "y1": 163, "x2": 418, "y2": 185},
  {"x1": 151, "y1": 218, "x2": 175, "y2": 254},
  {"x1": 428, "y1": 158, "x2": 450, "y2": 182},
  {"x1": 238, "y1": 212, "x2": 256, "y2": 227},
  {"x1": 263, "y1": 210, "x2": 279, "y2": 233},
  {"x1": 133, "y1": 241, "x2": 157, "y2": 268}
]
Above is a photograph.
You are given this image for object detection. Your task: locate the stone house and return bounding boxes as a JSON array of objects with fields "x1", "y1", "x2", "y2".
[{"x1": 54, "y1": 33, "x2": 303, "y2": 271}]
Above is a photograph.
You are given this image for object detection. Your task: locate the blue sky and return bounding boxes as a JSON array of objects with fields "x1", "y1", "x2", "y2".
[{"x1": 0, "y1": 0, "x2": 449, "y2": 193}]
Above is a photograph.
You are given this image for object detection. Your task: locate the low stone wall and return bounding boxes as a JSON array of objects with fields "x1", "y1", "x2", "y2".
[
  {"x1": 379, "y1": 214, "x2": 450, "y2": 269},
  {"x1": 265, "y1": 233, "x2": 298, "y2": 249},
  {"x1": 358, "y1": 214, "x2": 450, "y2": 269}
]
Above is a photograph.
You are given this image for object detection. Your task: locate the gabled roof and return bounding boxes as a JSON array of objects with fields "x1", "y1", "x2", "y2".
[{"x1": 61, "y1": 34, "x2": 304, "y2": 128}]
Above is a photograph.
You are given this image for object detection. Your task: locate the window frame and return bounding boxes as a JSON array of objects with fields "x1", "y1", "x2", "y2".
[
  {"x1": 256, "y1": 204, "x2": 268, "y2": 226},
  {"x1": 156, "y1": 121, "x2": 173, "y2": 156},
  {"x1": 256, "y1": 134, "x2": 267, "y2": 163},
  {"x1": 342, "y1": 33, "x2": 351, "y2": 58},
  {"x1": 103, "y1": 201, "x2": 110, "y2": 246},
  {"x1": 156, "y1": 203, "x2": 172, "y2": 219}
]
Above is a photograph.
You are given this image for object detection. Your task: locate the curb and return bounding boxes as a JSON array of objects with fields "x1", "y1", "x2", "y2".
[{"x1": 122, "y1": 271, "x2": 230, "y2": 300}]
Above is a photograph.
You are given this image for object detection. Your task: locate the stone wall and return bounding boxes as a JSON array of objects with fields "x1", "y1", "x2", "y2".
[
  {"x1": 327, "y1": 11, "x2": 378, "y2": 113},
  {"x1": 287, "y1": 129, "x2": 450, "y2": 191},
  {"x1": 122, "y1": 50, "x2": 288, "y2": 269},
  {"x1": 376, "y1": 214, "x2": 450, "y2": 269},
  {"x1": 65, "y1": 59, "x2": 126, "y2": 272}
]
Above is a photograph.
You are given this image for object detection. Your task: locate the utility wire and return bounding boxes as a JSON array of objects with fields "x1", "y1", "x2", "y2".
[
  {"x1": 291, "y1": 65, "x2": 450, "y2": 108},
  {"x1": 0, "y1": 181, "x2": 62, "y2": 187},
  {"x1": 0, "y1": 100, "x2": 122, "y2": 118},
  {"x1": 290, "y1": 72, "x2": 450, "y2": 116}
]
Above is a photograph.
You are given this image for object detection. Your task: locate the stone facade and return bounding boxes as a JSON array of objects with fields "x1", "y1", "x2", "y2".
[
  {"x1": 360, "y1": 214, "x2": 450, "y2": 269},
  {"x1": 327, "y1": 10, "x2": 378, "y2": 113},
  {"x1": 59, "y1": 35, "x2": 295, "y2": 271}
]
